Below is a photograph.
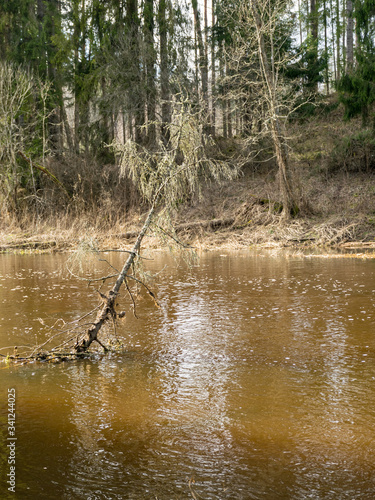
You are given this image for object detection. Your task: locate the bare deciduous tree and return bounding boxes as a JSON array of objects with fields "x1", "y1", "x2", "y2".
[
  {"x1": 0, "y1": 62, "x2": 50, "y2": 210},
  {"x1": 222, "y1": 0, "x2": 299, "y2": 218}
]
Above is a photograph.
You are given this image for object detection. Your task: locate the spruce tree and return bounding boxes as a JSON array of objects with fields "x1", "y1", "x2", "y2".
[{"x1": 338, "y1": 0, "x2": 375, "y2": 128}]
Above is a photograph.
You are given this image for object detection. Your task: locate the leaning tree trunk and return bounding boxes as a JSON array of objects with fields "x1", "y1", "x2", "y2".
[{"x1": 74, "y1": 200, "x2": 157, "y2": 352}]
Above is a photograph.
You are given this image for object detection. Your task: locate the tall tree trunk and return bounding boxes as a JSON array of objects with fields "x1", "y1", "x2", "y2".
[
  {"x1": 223, "y1": 99, "x2": 228, "y2": 138},
  {"x1": 211, "y1": 0, "x2": 216, "y2": 136},
  {"x1": 122, "y1": 110, "x2": 126, "y2": 144},
  {"x1": 220, "y1": 44, "x2": 227, "y2": 138},
  {"x1": 61, "y1": 99, "x2": 74, "y2": 152},
  {"x1": 101, "y1": 78, "x2": 111, "y2": 144},
  {"x1": 204, "y1": 0, "x2": 212, "y2": 130},
  {"x1": 336, "y1": 0, "x2": 341, "y2": 80},
  {"x1": 323, "y1": 0, "x2": 329, "y2": 93},
  {"x1": 342, "y1": 0, "x2": 347, "y2": 74},
  {"x1": 38, "y1": 0, "x2": 61, "y2": 152},
  {"x1": 128, "y1": 113, "x2": 133, "y2": 141},
  {"x1": 126, "y1": 0, "x2": 144, "y2": 144},
  {"x1": 310, "y1": 0, "x2": 318, "y2": 41},
  {"x1": 310, "y1": 0, "x2": 319, "y2": 93},
  {"x1": 355, "y1": 16, "x2": 361, "y2": 60},
  {"x1": 226, "y1": 62, "x2": 232, "y2": 138},
  {"x1": 204, "y1": 0, "x2": 208, "y2": 59},
  {"x1": 158, "y1": 0, "x2": 170, "y2": 145},
  {"x1": 144, "y1": 0, "x2": 156, "y2": 145},
  {"x1": 194, "y1": 23, "x2": 199, "y2": 91},
  {"x1": 79, "y1": 0, "x2": 89, "y2": 150},
  {"x1": 346, "y1": 0, "x2": 354, "y2": 72},
  {"x1": 37, "y1": 0, "x2": 45, "y2": 54},
  {"x1": 73, "y1": 0, "x2": 81, "y2": 154},
  {"x1": 297, "y1": 0, "x2": 303, "y2": 46},
  {"x1": 55, "y1": 75, "x2": 75, "y2": 151},
  {"x1": 192, "y1": 0, "x2": 208, "y2": 111},
  {"x1": 331, "y1": 0, "x2": 337, "y2": 81}
]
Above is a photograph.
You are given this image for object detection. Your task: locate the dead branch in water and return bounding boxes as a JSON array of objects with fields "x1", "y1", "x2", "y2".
[{"x1": 74, "y1": 188, "x2": 162, "y2": 353}]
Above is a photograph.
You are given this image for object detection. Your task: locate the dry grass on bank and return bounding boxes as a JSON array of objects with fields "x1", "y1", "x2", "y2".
[{"x1": 1, "y1": 166, "x2": 375, "y2": 255}]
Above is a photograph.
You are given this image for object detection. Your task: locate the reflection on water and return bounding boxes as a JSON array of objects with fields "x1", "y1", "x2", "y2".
[{"x1": 1, "y1": 251, "x2": 375, "y2": 499}]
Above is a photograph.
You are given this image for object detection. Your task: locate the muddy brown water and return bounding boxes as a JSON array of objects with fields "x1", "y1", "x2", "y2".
[{"x1": 0, "y1": 251, "x2": 375, "y2": 499}]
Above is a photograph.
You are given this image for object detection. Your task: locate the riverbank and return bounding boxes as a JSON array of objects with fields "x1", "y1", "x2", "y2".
[
  {"x1": 2, "y1": 102, "x2": 375, "y2": 255},
  {"x1": 1, "y1": 168, "x2": 375, "y2": 255}
]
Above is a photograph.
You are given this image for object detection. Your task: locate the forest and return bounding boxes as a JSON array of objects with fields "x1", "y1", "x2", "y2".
[{"x1": 0, "y1": 0, "x2": 375, "y2": 246}]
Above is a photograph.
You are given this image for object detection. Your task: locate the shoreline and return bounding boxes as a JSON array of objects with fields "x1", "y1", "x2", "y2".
[{"x1": 1, "y1": 216, "x2": 375, "y2": 257}]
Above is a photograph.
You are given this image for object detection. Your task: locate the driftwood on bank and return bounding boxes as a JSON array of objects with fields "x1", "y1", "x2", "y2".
[
  {"x1": 175, "y1": 218, "x2": 235, "y2": 232},
  {"x1": 115, "y1": 218, "x2": 235, "y2": 240},
  {"x1": 0, "y1": 241, "x2": 57, "y2": 252},
  {"x1": 114, "y1": 195, "x2": 289, "y2": 241}
]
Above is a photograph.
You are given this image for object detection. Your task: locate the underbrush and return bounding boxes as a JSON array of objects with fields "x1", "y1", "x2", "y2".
[
  {"x1": 0, "y1": 153, "x2": 144, "y2": 235},
  {"x1": 328, "y1": 130, "x2": 375, "y2": 174},
  {"x1": 290, "y1": 102, "x2": 375, "y2": 177}
]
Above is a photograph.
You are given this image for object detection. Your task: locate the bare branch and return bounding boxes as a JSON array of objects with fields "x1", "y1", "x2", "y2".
[
  {"x1": 124, "y1": 278, "x2": 138, "y2": 318},
  {"x1": 151, "y1": 222, "x2": 195, "y2": 249},
  {"x1": 126, "y1": 274, "x2": 161, "y2": 308}
]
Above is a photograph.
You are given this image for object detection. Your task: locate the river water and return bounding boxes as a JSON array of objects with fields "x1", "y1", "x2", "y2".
[{"x1": 0, "y1": 250, "x2": 375, "y2": 499}]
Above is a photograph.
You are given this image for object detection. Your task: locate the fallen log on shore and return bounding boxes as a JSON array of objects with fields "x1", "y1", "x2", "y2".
[{"x1": 116, "y1": 218, "x2": 235, "y2": 240}]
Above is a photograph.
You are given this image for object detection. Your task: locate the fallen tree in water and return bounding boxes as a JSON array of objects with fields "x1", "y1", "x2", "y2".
[
  {"x1": 2, "y1": 103, "x2": 238, "y2": 363},
  {"x1": 1, "y1": 168, "x2": 168, "y2": 363},
  {"x1": 74, "y1": 181, "x2": 162, "y2": 353}
]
